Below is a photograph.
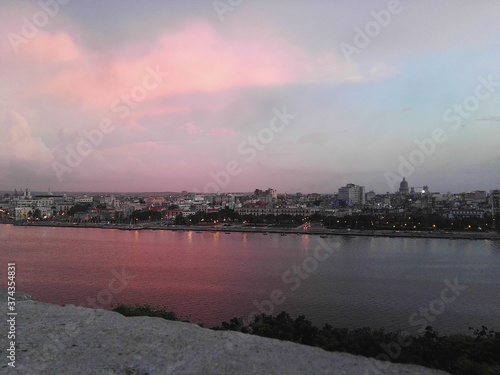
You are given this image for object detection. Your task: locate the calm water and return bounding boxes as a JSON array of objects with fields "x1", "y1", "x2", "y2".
[{"x1": 1, "y1": 224, "x2": 499, "y2": 334}]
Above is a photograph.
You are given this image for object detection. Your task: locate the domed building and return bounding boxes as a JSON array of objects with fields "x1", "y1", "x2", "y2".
[{"x1": 399, "y1": 178, "x2": 409, "y2": 195}]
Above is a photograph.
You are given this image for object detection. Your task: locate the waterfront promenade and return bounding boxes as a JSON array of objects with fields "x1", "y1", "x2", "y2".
[{"x1": 6, "y1": 221, "x2": 500, "y2": 240}]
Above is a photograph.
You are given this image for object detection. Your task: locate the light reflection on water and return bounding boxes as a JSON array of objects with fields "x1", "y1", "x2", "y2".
[{"x1": 1, "y1": 224, "x2": 499, "y2": 334}]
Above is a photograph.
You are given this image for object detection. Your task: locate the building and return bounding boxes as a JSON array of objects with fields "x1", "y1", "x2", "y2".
[
  {"x1": 410, "y1": 185, "x2": 429, "y2": 194},
  {"x1": 235, "y1": 204, "x2": 314, "y2": 216},
  {"x1": 34, "y1": 190, "x2": 64, "y2": 218},
  {"x1": 463, "y1": 191, "x2": 487, "y2": 202},
  {"x1": 75, "y1": 195, "x2": 94, "y2": 204},
  {"x1": 338, "y1": 183, "x2": 365, "y2": 206},
  {"x1": 236, "y1": 202, "x2": 271, "y2": 216},
  {"x1": 365, "y1": 190, "x2": 376, "y2": 203},
  {"x1": 14, "y1": 188, "x2": 34, "y2": 208},
  {"x1": 145, "y1": 196, "x2": 165, "y2": 207},
  {"x1": 253, "y1": 188, "x2": 278, "y2": 203},
  {"x1": 399, "y1": 178, "x2": 409, "y2": 195},
  {"x1": 491, "y1": 190, "x2": 500, "y2": 215},
  {"x1": 15, "y1": 207, "x2": 33, "y2": 221},
  {"x1": 448, "y1": 209, "x2": 484, "y2": 220},
  {"x1": 103, "y1": 195, "x2": 120, "y2": 209},
  {"x1": 56, "y1": 197, "x2": 75, "y2": 214}
]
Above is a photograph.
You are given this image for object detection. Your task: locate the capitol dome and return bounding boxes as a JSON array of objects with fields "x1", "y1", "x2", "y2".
[{"x1": 399, "y1": 178, "x2": 409, "y2": 194}]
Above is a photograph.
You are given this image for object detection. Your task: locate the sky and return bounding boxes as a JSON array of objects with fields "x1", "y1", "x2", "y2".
[{"x1": 1, "y1": 0, "x2": 499, "y2": 194}]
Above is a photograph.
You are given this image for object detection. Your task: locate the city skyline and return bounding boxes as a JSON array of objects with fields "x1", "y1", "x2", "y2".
[
  {"x1": 1, "y1": 1, "x2": 500, "y2": 194},
  {"x1": 0, "y1": 179, "x2": 496, "y2": 196}
]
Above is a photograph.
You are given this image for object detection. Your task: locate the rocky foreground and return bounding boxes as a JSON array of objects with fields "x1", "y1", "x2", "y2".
[{"x1": 0, "y1": 290, "x2": 450, "y2": 375}]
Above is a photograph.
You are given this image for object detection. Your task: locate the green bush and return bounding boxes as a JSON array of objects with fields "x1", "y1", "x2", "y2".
[{"x1": 112, "y1": 304, "x2": 178, "y2": 321}]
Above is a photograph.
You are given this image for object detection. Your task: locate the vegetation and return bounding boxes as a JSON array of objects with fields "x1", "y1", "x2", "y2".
[
  {"x1": 68, "y1": 203, "x2": 91, "y2": 216},
  {"x1": 161, "y1": 207, "x2": 499, "y2": 233},
  {"x1": 112, "y1": 305, "x2": 500, "y2": 375},
  {"x1": 130, "y1": 210, "x2": 163, "y2": 222},
  {"x1": 33, "y1": 209, "x2": 42, "y2": 220},
  {"x1": 112, "y1": 304, "x2": 178, "y2": 321}
]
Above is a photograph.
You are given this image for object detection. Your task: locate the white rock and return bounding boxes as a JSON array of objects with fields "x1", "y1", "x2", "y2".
[{"x1": 0, "y1": 293, "x2": 449, "y2": 375}]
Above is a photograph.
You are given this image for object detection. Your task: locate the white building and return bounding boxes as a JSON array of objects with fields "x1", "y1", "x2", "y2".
[
  {"x1": 103, "y1": 195, "x2": 120, "y2": 209},
  {"x1": 15, "y1": 207, "x2": 33, "y2": 221},
  {"x1": 15, "y1": 188, "x2": 34, "y2": 208},
  {"x1": 75, "y1": 195, "x2": 94, "y2": 204}
]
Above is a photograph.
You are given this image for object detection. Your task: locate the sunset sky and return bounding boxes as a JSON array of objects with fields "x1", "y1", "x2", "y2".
[{"x1": 1, "y1": 0, "x2": 500, "y2": 194}]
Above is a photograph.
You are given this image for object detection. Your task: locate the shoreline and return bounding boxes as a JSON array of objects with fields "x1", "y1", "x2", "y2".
[{"x1": 4, "y1": 221, "x2": 500, "y2": 240}]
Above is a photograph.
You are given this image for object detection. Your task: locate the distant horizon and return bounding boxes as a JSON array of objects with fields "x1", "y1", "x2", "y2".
[{"x1": 1, "y1": 184, "x2": 498, "y2": 197}]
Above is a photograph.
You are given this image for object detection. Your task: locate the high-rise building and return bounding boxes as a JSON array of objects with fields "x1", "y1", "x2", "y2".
[
  {"x1": 338, "y1": 183, "x2": 365, "y2": 206},
  {"x1": 491, "y1": 190, "x2": 500, "y2": 215},
  {"x1": 254, "y1": 188, "x2": 278, "y2": 203}
]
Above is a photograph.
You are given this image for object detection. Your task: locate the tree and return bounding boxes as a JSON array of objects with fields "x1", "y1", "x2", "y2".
[
  {"x1": 68, "y1": 203, "x2": 91, "y2": 216},
  {"x1": 130, "y1": 210, "x2": 162, "y2": 222},
  {"x1": 174, "y1": 213, "x2": 184, "y2": 225}
]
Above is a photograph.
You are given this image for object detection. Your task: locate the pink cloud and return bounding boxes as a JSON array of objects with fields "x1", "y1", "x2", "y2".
[
  {"x1": 100, "y1": 141, "x2": 181, "y2": 157},
  {"x1": 210, "y1": 127, "x2": 235, "y2": 137},
  {"x1": 0, "y1": 14, "x2": 370, "y2": 191},
  {"x1": 121, "y1": 106, "x2": 191, "y2": 131},
  {"x1": 0, "y1": 109, "x2": 52, "y2": 163},
  {"x1": 298, "y1": 132, "x2": 330, "y2": 145},
  {"x1": 180, "y1": 122, "x2": 204, "y2": 135},
  {"x1": 9, "y1": 22, "x2": 358, "y2": 114},
  {"x1": 128, "y1": 106, "x2": 190, "y2": 122},
  {"x1": 22, "y1": 32, "x2": 80, "y2": 62}
]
